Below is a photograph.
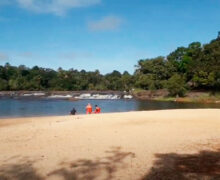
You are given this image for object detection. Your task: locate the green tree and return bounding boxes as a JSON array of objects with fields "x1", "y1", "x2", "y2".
[
  {"x1": 0, "y1": 78, "x2": 8, "y2": 90},
  {"x1": 166, "y1": 74, "x2": 187, "y2": 97}
]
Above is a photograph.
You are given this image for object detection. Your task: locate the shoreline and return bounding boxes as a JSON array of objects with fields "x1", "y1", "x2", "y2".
[
  {"x1": 0, "y1": 108, "x2": 211, "y2": 119},
  {"x1": 0, "y1": 109, "x2": 184, "y2": 120},
  {"x1": 0, "y1": 90, "x2": 132, "y2": 101},
  {"x1": 0, "y1": 109, "x2": 220, "y2": 179},
  {"x1": 1, "y1": 90, "x2": 220, "y2": 103},
  {"x1": 132, "y1": 89, "x2": 220, "y2": 104},
  {"x1": 1, "y1": 107, "x2": 220, "y2": 119}
]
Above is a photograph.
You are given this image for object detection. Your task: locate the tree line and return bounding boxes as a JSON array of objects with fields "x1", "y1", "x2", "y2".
[{"x1": 0, "y1": 35, "x2": 219, "y2": 96}]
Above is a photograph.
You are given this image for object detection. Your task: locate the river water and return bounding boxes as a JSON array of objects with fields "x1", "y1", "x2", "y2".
[{"x1": 0, "y1": 98, "x2": 220, "y2": 118}]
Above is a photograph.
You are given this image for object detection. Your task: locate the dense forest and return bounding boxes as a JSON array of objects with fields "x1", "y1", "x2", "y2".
[{"x1": 0, "y1": 35, "x2": 220, "y2": 96}]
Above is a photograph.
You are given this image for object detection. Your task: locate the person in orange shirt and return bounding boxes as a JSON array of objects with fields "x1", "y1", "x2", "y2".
[
  {"x1": 86, "y1": 103, "x2": 92, "y2": 114},
  {"x1": 94, "y1": 105, "x2": 101, "y2": 114}
]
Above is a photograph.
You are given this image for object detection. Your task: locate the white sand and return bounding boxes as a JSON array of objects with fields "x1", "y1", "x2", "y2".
[{"x1": 0, "y1": 109, "x2": 220, "y2": 180}]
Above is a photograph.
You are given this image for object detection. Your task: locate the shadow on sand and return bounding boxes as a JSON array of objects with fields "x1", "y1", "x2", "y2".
[
  {"x1": 3, "y1": 148, "x2": 220, "y2": 180},
  {"x1": 0, "y1": 147, "x2": 135, "y2": 180},
  {"x1": 142, "y1": 149, "x2": 220, "y2": 180},
  {"x1": 48, "y1": 147, "x2": 135, "y2": 180},
  {"x1": 0, "y1": 158, "x2": 43, "y2": 180}
]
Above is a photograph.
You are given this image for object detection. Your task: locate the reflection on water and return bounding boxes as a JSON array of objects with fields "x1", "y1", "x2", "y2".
[
  {"x1": 0, "y1": 98, "x2": 219, "y2": 118},
  {"x1": 136, "y1": 100, "x2": 220, "y2": 111}
]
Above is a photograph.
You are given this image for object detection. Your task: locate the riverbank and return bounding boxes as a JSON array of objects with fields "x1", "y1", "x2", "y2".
[
  {"x1": 0, "y1": 109, "x2": 220, "y2": 179},
  {"x1": 132, "y1": 89, "x2": 220, "y2": 104},
  {"x1": 1, "y1": 90, "x2": 220, "y2": 104}
]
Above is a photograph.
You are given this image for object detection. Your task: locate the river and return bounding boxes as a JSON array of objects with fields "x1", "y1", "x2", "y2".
[{"x1": 0, "y1": 98, "x2": 220, "y2": 118}]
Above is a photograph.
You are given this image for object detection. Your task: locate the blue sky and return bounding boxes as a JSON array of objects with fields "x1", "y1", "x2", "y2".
[{"x1": 0, "y1": 0, "x2": 219, "y2": 74}]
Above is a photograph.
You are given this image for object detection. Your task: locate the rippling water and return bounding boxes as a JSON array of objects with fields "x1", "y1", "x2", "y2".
[{"x1": 0, "y1": 98, "x2": 219, "y2": 118}]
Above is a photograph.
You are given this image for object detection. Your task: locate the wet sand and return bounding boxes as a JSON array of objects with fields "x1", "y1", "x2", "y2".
[{"x1": 0, "y1": 109, "x2": 220, "y2": 180}]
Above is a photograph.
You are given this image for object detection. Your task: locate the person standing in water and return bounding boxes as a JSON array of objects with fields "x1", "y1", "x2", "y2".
[
  {"x1": 94, "y1": 105, "x2": 101, "y2": 114},
  {"x1": 86, "y1": 103, "x2": 92, "y2": 114}
]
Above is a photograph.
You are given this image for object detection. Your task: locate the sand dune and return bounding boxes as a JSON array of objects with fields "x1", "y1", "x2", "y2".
[{"x1": 0, "y1": 109, "x2": 220, "y2": 180}]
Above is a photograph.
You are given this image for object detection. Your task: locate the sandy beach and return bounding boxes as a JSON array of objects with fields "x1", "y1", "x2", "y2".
[{"x1": 0, "y1": 109, "x2": 220, "y2": 180}]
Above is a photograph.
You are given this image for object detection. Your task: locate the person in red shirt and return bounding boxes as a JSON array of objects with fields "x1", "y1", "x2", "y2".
[
  {"x1": 94, "y1": 105, "x2": 101, "y2": 114},
  {"x1": 86, "y1": 103, "x2": 92, "y2": 114}
]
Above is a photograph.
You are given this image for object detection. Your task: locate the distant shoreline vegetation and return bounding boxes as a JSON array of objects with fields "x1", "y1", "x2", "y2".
[{"x1": 0, "y1": 34, "x2": 220, "y2": 99}]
